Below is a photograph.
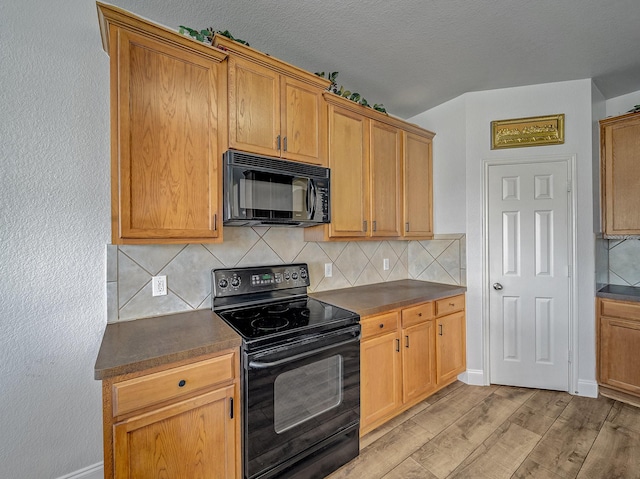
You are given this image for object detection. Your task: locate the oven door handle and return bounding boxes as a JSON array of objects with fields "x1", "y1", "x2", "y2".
[{"x1": 248, "y1": 333, "x2": 361, "y2": 370}]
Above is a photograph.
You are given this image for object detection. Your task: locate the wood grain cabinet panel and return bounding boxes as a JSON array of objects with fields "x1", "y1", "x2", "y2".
[
  {"x1": 100, "y1": 5, "x2": 227, "y2": 244},
  {"x1": 402, "y1": 319, "x2": 436, "y2": 403},
  {"x1": 360, "y1": 296, "x2": 465, "y2": 435},
  {"x1": 114, "y1": 386, "x2": 236, "y2": 479},
  {"x1": 600, "y1": 111, "x2": 640, "y2": 236},
  {"x1": 98, "y1": 4, "x2": 226, "y2": 248},
  {"x1": 597, "y1": 298, "x2": 640, "y2": 402},
  {"x1": 370, "y1": 120, "x2": 402, "y2": 237},
  {"x1": 403, "y1": 131, "x2": 434, "y2": 238},
  {"x1": 305, "y1": 94, "x2": 435, "y2": 242},
  {"x1": 220, "y1": 37, "x2": 328, "y2": 165},
  {"x1": 436, "y1": 310, "x2": 466, "y2": 385},
  {"x1": 360, "y1": 329, "x2": 402, "y2": 429},
  {"x1": 326, "y1": 104, "x2": 369, "y2": 238},
  {"x1": 102, "y1": 349, "x2": 241, "y2": 479}
]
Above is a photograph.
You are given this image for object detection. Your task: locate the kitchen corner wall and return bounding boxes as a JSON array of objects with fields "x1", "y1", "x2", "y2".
[{"x1": 106, "y1": 229, "x2": 466, "y2": 322}]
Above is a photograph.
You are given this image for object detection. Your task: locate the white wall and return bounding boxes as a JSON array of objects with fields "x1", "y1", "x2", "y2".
[
  {"x1": 0, "y1": 0, "x2": 110, "y2": 477},
  {"x1": 605, "y1": 90, "x2": 640, "y2": 118},
  {"x1": 409, "y1": 96, "x2": 467, "y2": 234},
  {"x1": 411, "y1": 79, "x2": 599, "y2": 395}
]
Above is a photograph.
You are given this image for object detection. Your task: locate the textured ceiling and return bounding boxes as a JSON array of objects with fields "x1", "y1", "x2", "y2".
[{"x1": 109, "y1": 0, "x2": 640, "y2": 119}]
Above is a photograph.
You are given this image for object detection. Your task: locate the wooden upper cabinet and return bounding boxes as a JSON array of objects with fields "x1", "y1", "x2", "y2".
[
  {"x1": 327, "y1": 104, "x2": 369, "y2": 237},
  {"x1": 98, "y1": 4, "x2": 227, "y2": 244},
  {"x1": 305, "y1": 93, "x2": 434, "y2": 242},
  {"x1": 600, "y1": 111, "x2": 640, "y2": 236},
  {"x1": 281, "y1": 76, "x2": 327, "y2": 164},
  {"x1": 219, "y1": 36, "x2": 329, "y2": 165},
  {"x1": 403, "y1": 131, "x2": 434, "y2": 238},
  {"x1": 370, "y1": 120, "x2": 402, "y2": 237},
  {"x1": 227, "y1": 57, "x2": 279, "y2": 157}
]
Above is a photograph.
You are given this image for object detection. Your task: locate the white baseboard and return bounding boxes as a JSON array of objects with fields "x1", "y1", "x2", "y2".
[
  {"x1": 458, "y1": 369, "x2": 486, "y2": 386},
  {"x1": 576, "y1": 379, "x2": 599, "y2": 398},
  {"x1": 56, "y1": 462, "x2": 103, "y2": 479}
]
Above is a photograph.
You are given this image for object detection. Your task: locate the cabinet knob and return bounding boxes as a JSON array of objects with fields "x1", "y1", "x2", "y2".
[
  {"x1": 418, "y1": 312, "x2": 422, "y2": 317},
  {"x1": 379, "y1": 323, "x2": 384, "y2": 328},
  {"x1": 178, "y1": 379, "x2": 186, "y2": 388}
]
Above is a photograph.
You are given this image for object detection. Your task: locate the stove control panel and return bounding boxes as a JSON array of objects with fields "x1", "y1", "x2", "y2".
[{"x1": 212, "y1": 263, "x2": 310, "y2": 298}]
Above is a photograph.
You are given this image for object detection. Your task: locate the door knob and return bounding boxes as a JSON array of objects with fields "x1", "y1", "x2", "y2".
[{"x1": 493, "y1": 283, "x2": 503, "y2": 290}]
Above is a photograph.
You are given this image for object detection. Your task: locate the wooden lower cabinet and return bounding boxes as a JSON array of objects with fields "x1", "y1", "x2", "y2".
[
  {"x1": 360, "y1": 322, "x2": 402, "y2": 428},
  {"x1": 360, "y1": 295, "x2": 465, "y2": 435},
  {"x1": 102, "y1": 349, "x2": 240, "y2": 479},
  {"x1": 597, "y1": 298, "x2": 640, "y2": 403},
  {"x1": 402, "y1": 319, "x2": 436, "y2": 403}
]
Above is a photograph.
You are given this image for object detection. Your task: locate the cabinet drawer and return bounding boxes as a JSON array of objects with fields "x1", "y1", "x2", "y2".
[
  {"x1": 601, "y1": 299, "x2": 640, "y2": 321},
  {"x1": 402, "y1": 302, "x2": 434, "y2": 328},
  {"x1": 361, "y1": 312, "x2": 399, "y2": 340},
  {"x1": 435, "y1": 295, "x2": 465, "y2": 317},
  {"x1": 112, "y1": 352, "x2": 235, "y2": 417}
]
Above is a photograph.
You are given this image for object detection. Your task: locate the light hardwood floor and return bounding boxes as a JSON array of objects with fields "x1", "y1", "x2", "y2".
[{"x1": 328, "y1": 382, "x2": 640, "y2": 479}]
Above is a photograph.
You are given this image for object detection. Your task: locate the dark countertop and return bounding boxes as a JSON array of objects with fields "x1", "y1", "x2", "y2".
[
  {"x1": 94, "y1": 309, "x2": 242, "y2": 380},
  {"x1": 310, "y1": 280, "x2": 466, "y2": 317},
  {"x1": 597, "y1": 284, "x2": 640, "y2": 303},
  {"x1": 95, "y1": 280, "x2": 465, "y2": 380}
]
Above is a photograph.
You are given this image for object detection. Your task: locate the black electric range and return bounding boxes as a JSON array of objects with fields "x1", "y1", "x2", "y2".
[{"x1": 212, "y1": 263, "x2": 359, "y2": 351}]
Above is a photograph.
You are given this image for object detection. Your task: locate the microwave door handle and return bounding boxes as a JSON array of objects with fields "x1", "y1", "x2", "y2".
[{"x1": 308, "y1": 179, "x2": 317, "y2": 219}]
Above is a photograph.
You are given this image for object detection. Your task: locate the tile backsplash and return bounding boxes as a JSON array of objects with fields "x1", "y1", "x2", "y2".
[
  {"x1": 608, "y1": 238, "x2": 640, "y2": 286},
  {"x1": 106, "y1": 228, "x2": 466, "y2": 322}
]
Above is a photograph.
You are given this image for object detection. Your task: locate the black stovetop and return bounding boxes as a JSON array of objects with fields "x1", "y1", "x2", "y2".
[{"x1": 215, "y1": 296, "x2": 358, "y2": 350}]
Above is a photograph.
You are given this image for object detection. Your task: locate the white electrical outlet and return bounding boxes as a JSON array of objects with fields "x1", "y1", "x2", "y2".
[
  {"x1": 383, "y1": 258, "x2": 390, "y2": 271},
  {"x1": 152, "y1": 275, "x2": 167, "y2": 296},
  {"x1": 324, "y1": 263, "x2": 333, "y2": 277}
]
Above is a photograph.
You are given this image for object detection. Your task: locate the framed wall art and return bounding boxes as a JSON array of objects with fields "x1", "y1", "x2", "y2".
[{"x1": 491, "y1": 114, "x2": 565, "y2": 149}]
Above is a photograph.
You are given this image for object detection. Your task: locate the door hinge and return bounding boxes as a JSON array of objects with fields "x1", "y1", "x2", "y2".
[
  {"x1": 566, "y1": 264, "x2": 572, "y2": 277},
  {"x1": 568, "y1": 350, "x2": 573, "y2": 363},
  {"x1": 567, "y1": 180, "x2": 572, "y2": 192}
]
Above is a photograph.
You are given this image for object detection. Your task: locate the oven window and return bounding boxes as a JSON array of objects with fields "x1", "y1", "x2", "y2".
[{"x1": 273, "y1": 355, "x2": 343, "y2": 434}]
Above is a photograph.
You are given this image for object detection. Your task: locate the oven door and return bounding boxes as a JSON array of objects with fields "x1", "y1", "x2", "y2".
[{"x1": 243, "y1": 325, "x2": 360, "y2": 479}]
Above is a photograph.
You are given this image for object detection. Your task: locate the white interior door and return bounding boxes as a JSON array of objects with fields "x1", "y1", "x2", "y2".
[{"x1": 488, "y1": 159, "x2": 570, "y2": 390}]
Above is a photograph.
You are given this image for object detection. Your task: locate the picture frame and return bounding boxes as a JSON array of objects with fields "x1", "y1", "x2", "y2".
[{"x1": 491, "y1": 114, "x2": 565, "y2": 149}]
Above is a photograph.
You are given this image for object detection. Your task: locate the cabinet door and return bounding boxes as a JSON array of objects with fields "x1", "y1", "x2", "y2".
[
  {"x1": 113, "y1": 28, "x2": 222, "y2": 243},
  {"x1": 403, "y1": 132, "x2": 433, "y2": 238},
  {"x1": 328, "y1": 105, "x2": 369, "y2": 237},
  {"x1": 370, "y1": 120, "x2": 401, "y2": 237},
  {"x1": 228, "y1": 56, "x2": 280, "y2": 157},
  {"x1": 602, "y1": 114, "x2": 640, "y2": 235},
  {"x1": 281, "y1": 76, "x2": 327, "y2": 164},
  {"x1": 402, "y1": 320, "x2": 436, "y2": 403},
  {"x1": 360, "y1": 331, "x2": 401, "y2": 430},
  {"x1": 114, "y1": 385, "x2": 237, "y2": 479},
  {"x1": 599, "y1": 317, "x2": 640, "y2": 395},
  {"x1": 436, "y1": 310, "x2": 466, "y2": 385}
]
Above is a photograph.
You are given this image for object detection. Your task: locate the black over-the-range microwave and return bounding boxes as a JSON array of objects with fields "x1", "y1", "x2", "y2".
[{"x1": 223, "y1": 149, "x2": 330, "y2": 227}]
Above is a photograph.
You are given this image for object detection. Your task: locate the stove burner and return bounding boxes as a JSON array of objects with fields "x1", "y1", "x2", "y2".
[
  {"x1": 266, "y1": 304, "x2": 290, "y2": 314},
  {"x1": 291, "y1": 308, "x2": 311, "y2": 318},
  {"x1": 231, "y1": 309, "x2": 262, "y2": 320},
  {"x1": 251, "y1": 317, "x2": 290, "y2": 331}
]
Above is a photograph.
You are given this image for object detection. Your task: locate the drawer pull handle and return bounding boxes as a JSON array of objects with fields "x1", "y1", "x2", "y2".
[
  {"x1": 379, "y1": 323, "x2": 384, "y2": 328},
  {"x1": 178, "y1": 379, "x2": 186, "y2": 388},
  {"x1": 439, "y1": 324, "x2": 443, "y2": 336},
  {"x1": 396, "y1": 339, "x2": 400, "y2": 352},
  {"x1": 449, "y1": 302, "x2": 455, "y2": 307},
  {"x1": 405, "y1": 335, "x2": 409, "y2": 348}
]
